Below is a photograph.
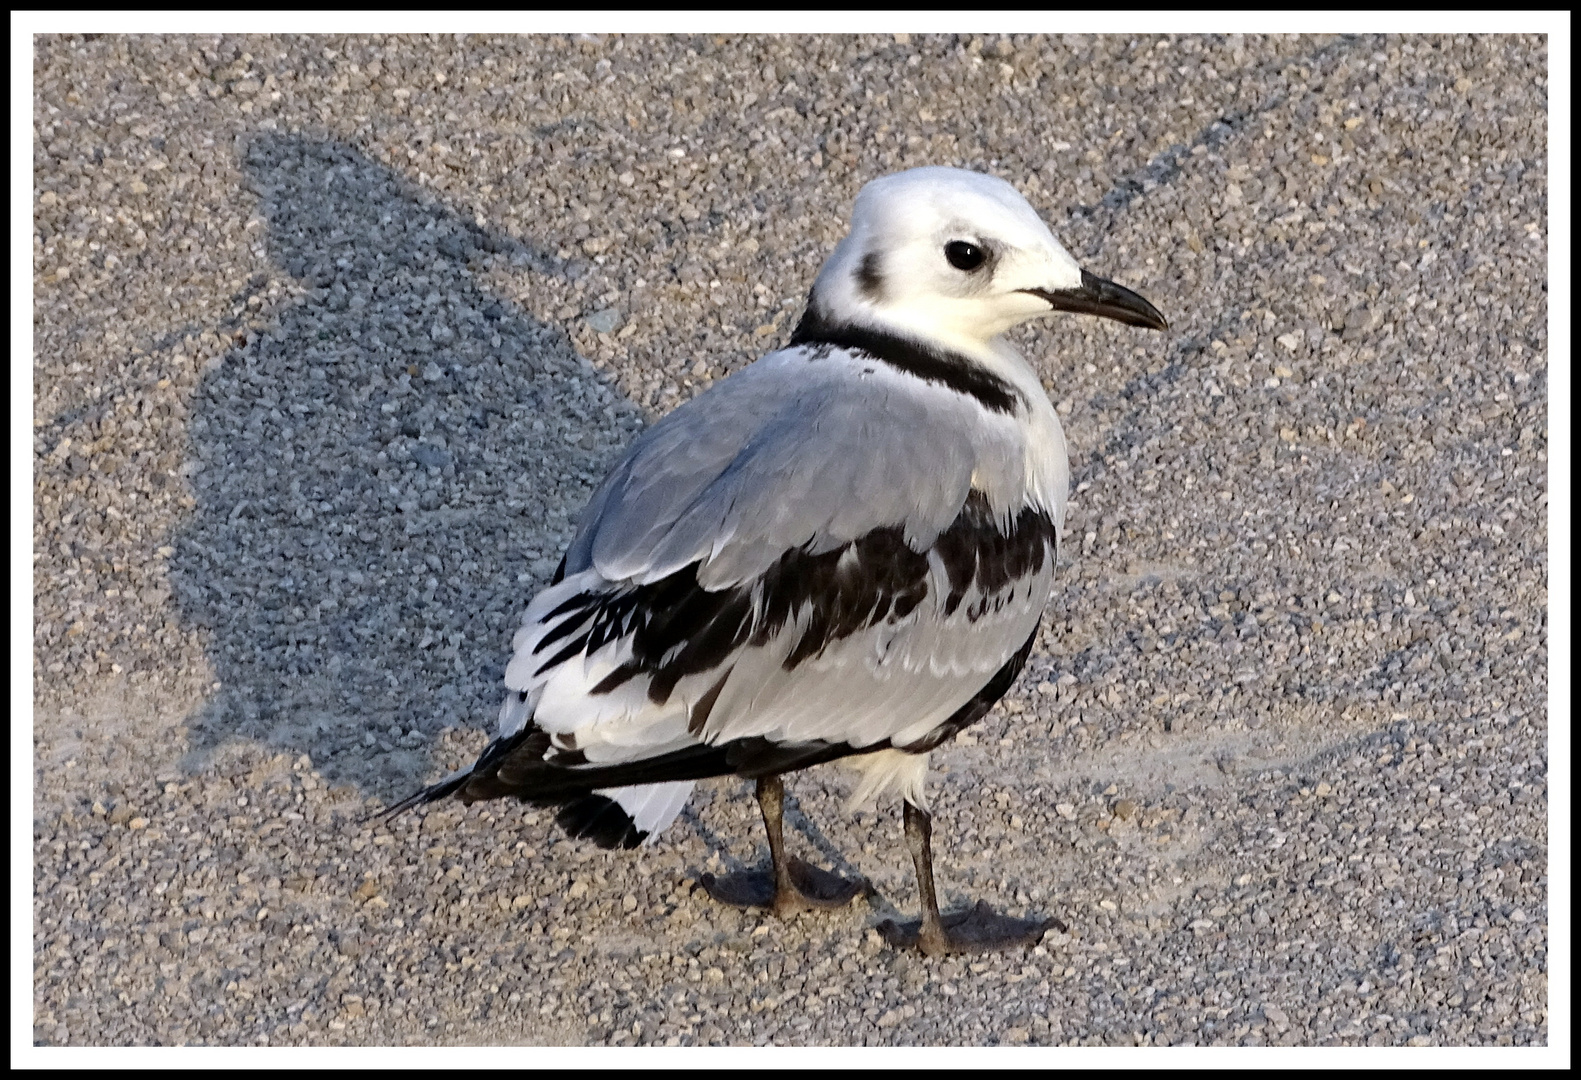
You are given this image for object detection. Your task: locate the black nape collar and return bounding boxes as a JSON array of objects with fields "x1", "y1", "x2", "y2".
[{"x1": 789, "y1": 306, "x2": 1021, "y2": 414}]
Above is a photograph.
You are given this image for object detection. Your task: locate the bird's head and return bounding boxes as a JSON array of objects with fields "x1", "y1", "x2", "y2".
[{"x1": 807, "y1": 166, "x2": 1167, "y2": 356}]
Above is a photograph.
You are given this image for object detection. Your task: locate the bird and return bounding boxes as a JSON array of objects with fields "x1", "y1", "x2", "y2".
[{"x1": 383, "y1": 165, "x2": 1167, "y2": 954}]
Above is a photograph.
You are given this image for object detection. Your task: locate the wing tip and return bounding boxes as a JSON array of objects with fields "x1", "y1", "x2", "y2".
[{"x1": 366, "y1": 769, "x2": 471, "y2": 825}]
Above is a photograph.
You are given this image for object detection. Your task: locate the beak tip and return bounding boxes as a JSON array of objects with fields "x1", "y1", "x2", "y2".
[{"x1": 1030, "y1": 274, "x2": 1169, "y2": 332}]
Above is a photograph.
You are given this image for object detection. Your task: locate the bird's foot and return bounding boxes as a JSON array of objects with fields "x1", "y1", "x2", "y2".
[
  {"x1": 780, "y1": 858, "x2": 868, "y2": 913},
  {"x1": 699, "y1": 857, "x2": 866, "y2": 917},
  {"x1": 877, "y1": 900, "x2": 1065, "y2": 955}
]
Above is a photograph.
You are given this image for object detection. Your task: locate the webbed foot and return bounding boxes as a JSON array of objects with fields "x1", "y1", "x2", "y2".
[
  {"x1": 877, "y1": 899, "x2": 1065, "y2": 956},
  {"x1": 699, "y1": 857, "x2": 866, "y2": 917}
]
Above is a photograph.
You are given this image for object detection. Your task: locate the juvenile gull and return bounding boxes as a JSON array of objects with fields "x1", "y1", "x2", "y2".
[{"x1": 385, "y1": 166, "x2": 1167, "y2": 954}]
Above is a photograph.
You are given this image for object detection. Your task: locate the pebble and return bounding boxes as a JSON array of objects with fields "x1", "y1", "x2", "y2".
[
  {"x1": 584, "y1": 308, "x2": 623, "y2": 335},
  {"x1": 31, "y1": 32, "x2": 1546, "y2": 1049}
]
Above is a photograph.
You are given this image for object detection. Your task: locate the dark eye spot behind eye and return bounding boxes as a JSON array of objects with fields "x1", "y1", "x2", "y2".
[
  {"x1": 856, "y1": 251, "x2": 885, "y2": 302},
  {"x1": 945, "y1": 240, "x2": 986, "y2": 271}
]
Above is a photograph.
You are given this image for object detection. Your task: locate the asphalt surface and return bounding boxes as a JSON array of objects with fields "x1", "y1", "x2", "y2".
[{"x1": 31, "y1": 33, "x2": 1548, "y2": 1046}]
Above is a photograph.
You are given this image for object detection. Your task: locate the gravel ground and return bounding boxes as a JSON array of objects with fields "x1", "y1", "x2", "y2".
[{"x1": 31, "y1": 33, "x2": 1547, "y2": 1047}]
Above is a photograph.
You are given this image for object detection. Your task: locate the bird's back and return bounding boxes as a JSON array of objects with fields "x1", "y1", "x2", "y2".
[{"x1": 496, "y1": 342, "x2": 1062, "y2": 779}]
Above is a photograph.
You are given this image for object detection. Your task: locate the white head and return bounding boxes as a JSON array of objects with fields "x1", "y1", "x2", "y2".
[{"x1": 804, "y1": 166, "x2": 1166, "y2": 357}]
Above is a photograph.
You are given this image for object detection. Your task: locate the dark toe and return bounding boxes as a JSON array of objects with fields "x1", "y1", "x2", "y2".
[
  {"x1": 878, "y1": 900, "x2": 1064, "y2": 954},
  {"x1": 940, "y1": 900, "x2": 1064, "y2": 951},
  {"x1": 785, "y1": 857, "x2": 867, "y2": 908},
  {"x1": 876, "y1": 916, "x2": 922, "y2": 948},
  {"x1": 698, "y1": 868, "x2": 776, "y2": 908}
]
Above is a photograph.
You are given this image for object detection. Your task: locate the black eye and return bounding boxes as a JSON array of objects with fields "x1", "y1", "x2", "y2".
[{"x1": 944, "y1": 240, "x2": 986, "y2": 271}]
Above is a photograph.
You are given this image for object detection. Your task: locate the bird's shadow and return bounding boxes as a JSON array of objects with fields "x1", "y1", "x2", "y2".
[
  {"x1": 169, "y1": 133, "x2": 642, "y2": 797},
  {"x1": 679, "y1": 779, "x2": 883, "y2": 908},
  {"x1": 783, "y1": 786, "x2": 869, "y2": 884},
  {"x1": 677, "y1": 800, "x2": 747, "y2": 874}
]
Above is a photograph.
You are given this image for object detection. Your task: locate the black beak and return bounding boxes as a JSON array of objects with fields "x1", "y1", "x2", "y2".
[{"x1": 1022, "y1": 270, "x2": 1169, "y2": 331}]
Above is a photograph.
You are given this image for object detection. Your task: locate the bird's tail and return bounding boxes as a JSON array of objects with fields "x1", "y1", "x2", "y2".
[
  {"x1": 554, "y1": 781, "x2": 695, "y2": 849},
  {"x1": 373, "y1": 729, "x2": 696, "y2": 850}
]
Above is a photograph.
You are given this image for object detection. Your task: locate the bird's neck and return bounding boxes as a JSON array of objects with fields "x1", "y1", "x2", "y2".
[
  {"x1": 791, "y1": 302, "x2": 1024, "y2": 415},
  {"x1": 800, "y1": 298, "x2": 1053, "y2": 393},
  {"x1": 792, "y1": 301, "x2": 1068, "y2": 523}
]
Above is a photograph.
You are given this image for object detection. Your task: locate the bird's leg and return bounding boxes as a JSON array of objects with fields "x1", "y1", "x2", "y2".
[
  {"x1": 901, "y1": 798, "x2": 949, "y2": 955},
  {"x1": 756, "y1": 774, "x2": 799, "y2": 912},
  {"x1": 878, "y1": 800, "x2": 1065, "y2": 955},
  {"x1": 698, "y1": 775, "x2": 866, "y2": 917}
]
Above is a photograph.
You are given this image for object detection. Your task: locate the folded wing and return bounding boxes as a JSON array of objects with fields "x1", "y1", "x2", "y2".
[{"x1": 503, "y1": 346, "x2": 1056, "y2": 771}]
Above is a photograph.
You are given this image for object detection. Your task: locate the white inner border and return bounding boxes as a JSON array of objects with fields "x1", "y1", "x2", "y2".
[{"x1": 12, "y1": 9, "x2": 1570, "y2": 1069}]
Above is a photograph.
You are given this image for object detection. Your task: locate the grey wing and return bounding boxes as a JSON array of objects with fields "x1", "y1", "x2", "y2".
[
  {"x1": 500, "y1": 346, "x2": 1053, "y2": 765},
  {"x1": 695, "y1": 539, "x2": 1055, "y2": 751},
  {"x1": 563, "y1": 347, "x2": 1016, "y2": 588},
  {"x1": 505, "y1": 489, "x2": 1056, "y2": 761}
]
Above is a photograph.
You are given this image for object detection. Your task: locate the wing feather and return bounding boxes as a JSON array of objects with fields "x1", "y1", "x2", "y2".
[
  {"x1": 485, "y1": 344, "x2": 1061, "y2": 829},
  {"x1": 505, "y1": 518, "x2": 1055, "y2": 760},
  {"x1": 571, "y1": 347, "x2": 1022, "y2": 588}
]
